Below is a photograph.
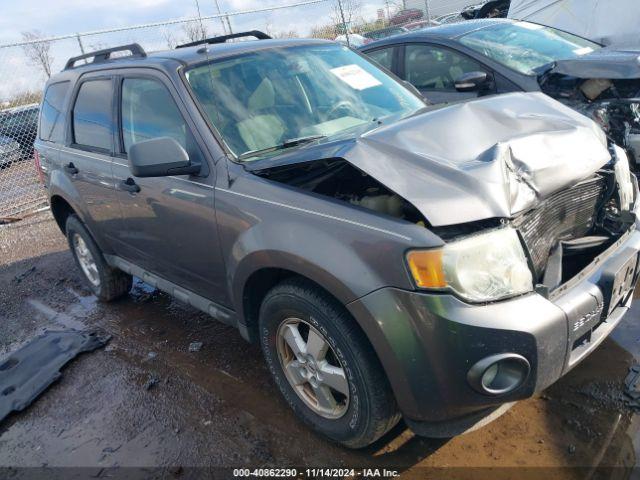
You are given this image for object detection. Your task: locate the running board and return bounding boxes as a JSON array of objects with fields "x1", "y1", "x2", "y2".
[{"x1": 104, "y1": 255, "x2": 247, "y2": 339}]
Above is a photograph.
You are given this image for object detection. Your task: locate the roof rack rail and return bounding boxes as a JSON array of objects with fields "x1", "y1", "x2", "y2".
[
  {"x1": 64, "y1": 43, "x2": 147, "y2": 70},
  {"x1": 176, "y1": 30, "x2": 272, "y2": 49}
]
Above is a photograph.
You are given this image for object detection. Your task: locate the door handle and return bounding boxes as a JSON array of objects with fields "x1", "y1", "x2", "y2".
[
  {"x1": 64, "y1": 162, "x2": 79, "y2": 175},
  {"x1": 120, "y1": 177, "x2": 140, "y2": 193}
]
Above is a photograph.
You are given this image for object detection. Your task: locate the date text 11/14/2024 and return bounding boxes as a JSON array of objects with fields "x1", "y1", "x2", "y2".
[{"x1": 232, "y1": 468, "x2": 400, "y2": 478}]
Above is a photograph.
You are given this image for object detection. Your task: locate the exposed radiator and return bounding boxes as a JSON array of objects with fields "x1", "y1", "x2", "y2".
[{"x1": 513, "y1": 175, "x2": 607, "y2": 277}]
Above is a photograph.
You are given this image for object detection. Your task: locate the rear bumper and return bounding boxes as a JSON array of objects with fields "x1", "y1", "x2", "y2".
[{"x1": 347, "y1": 228, "x2": 640, "y2": 436}]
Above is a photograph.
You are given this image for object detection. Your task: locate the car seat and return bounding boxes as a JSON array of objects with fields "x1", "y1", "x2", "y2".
[{"x1": 236, "y1": 78, "x2": 286, "y2": 153}]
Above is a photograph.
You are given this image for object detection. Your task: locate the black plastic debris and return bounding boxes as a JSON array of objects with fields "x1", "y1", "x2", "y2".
[
  {"x1": 0, "y1": 330, "x2": 110, "y2": 422},
  {"x1": 624, "y1": 364, "x2": 640, "y2": 409}
]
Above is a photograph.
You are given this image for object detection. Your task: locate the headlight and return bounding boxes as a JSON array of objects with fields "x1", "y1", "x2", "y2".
[{"x1": 406, "y1": 228, "x2": 533, "y2": 302}]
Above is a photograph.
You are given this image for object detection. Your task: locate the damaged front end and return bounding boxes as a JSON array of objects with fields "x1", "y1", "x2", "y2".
[
  {"x1": 428, "y1": 145, "x2": 637, "y2": 299},
  {"x1": 539, "y1": 50, "x2": 640, "y2": 168},
  {"x1": 248, "y1": 92, "x2": 638, "y2": 299},
  {"x1": 508, "y1": 145, "x2": 636, "y2": 294}
]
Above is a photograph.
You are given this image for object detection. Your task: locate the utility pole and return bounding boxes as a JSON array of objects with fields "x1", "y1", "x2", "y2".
[
  {"x1": 424, "y1": 0, "x2": 431, "y2": 23},
  {"x1": 213, "y1": 0, "x2": 227, "y2": 34},
  {"x1": 337, "y1": 0, "x2": 349, "y2": 47}
]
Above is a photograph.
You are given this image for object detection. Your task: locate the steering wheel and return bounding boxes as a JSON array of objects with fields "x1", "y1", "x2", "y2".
[{"x1": 327, "y1": 100, "x2": 359, "y2": 120}]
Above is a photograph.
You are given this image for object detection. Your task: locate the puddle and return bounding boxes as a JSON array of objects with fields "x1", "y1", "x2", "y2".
[{"x1": 26, "y1": 298, "x2": 87, "y2": 331}]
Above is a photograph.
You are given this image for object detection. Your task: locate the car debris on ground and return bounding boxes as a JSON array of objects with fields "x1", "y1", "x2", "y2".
[{"x1": 0, "y1": 330, "x2": 110, "y2": 422}]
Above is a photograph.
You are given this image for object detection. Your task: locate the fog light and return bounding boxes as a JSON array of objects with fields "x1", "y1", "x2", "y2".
[{"x1": 468, "y1": 354, "x2": 530, "y2": 396}]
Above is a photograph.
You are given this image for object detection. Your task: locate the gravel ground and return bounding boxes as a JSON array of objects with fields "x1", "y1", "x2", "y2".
[{"x1": 1, "y1": 211, "x2": 640, "y2": 477}]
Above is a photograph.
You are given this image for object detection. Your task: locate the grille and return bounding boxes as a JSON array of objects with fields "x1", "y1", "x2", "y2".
[{"x1": 513, "y1": 175, "x2": 607, "y2": 277}]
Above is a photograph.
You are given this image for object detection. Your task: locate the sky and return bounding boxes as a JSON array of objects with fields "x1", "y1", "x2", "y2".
[
  {"x1": 0, "y1": 0, "x2": 467, "y2": 101},
  {"x1": 0, "y1": 0, "x2": 383, "y2": 45}
]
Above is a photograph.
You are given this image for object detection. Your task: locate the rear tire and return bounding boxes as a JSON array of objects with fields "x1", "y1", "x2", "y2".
[
  {"x1": 259, "y1": 278, "x2": 400, "y2": 448},
  {"x1": 66, "y1": 215, "x2": 132, "y2": 301}
]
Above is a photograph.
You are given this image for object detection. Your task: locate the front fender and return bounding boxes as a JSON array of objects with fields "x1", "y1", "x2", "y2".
[{"x1": 217, "y1": 171, "x2": 442, "y2": 327}]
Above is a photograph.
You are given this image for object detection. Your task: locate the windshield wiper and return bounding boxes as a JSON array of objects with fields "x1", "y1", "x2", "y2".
[{"x1": 238, "y1": 135, "x2": 326, "y2": 160}]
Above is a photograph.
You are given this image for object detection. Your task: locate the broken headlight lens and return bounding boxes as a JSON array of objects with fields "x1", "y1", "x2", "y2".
[
  {"x1": 613, "y1": 144, "x2": 634, "y2": 212},
  {"x1": 407, "y1": 228, "x2": 533, "y2": 302}
]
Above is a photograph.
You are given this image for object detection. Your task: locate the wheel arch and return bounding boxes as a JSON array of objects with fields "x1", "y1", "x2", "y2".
[
  {"x1": 238, "y1": 260, "x2": 361, "y2": 342},
  {"x1": 49, "y1": 194, "x2": 77, "y2": 234}
]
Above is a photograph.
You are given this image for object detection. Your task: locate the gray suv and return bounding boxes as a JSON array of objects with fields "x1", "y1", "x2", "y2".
[{"x1": 35, "y1": 32, "x2": 640, "y2": 448}]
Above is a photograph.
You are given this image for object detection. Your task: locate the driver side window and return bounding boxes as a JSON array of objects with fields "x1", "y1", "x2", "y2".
[{"x1": 404, "y1": 44, "x2": 484, "y2": 91}]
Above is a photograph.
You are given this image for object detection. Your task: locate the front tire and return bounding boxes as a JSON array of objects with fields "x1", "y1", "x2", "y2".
[
  {"x1": 259, "y1": 278, "x2": 400, "y2": 448},
  {"x1": 66, "y1": 215, "x2": 132, "y2": 301}
]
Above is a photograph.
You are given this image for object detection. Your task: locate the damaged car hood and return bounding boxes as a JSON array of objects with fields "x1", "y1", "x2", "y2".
[
  {"x1": 545, "y1": 47, "x2": 640, "y2": 79},
  {"x1": 251, "y1": 92, "x2": 611, "y2": 227}
]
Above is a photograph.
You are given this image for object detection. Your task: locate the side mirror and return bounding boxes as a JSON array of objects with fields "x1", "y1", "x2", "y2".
[
  {"x1": 129, "y1": 137, "x2": 200, "y2": 178},
  {"x1": 455, "y1": 71, "x2": 494, "y2": 93}
]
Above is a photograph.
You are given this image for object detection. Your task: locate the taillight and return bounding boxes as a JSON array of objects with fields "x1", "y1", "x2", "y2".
[{"x1": 34, "y1": 149, "x2": 45, "y2": 184}]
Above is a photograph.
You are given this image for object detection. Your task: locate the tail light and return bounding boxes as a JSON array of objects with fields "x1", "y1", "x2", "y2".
[{"x1": 34, "y1": 149, "x2": 45, "y2": 184}]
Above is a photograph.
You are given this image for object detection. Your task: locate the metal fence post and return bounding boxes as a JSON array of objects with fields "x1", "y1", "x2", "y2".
[{"x1": 424, "y1": 0, "x2": 431, "y2": 23}]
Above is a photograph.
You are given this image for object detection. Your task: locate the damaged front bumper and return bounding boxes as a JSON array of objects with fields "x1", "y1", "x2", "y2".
[{"x1": 347, "y1": 223, "x2": 640, "y2": 438}]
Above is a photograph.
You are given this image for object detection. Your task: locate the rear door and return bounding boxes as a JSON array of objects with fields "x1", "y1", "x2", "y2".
[
  {"x1": 60, "y1": 75, "x2": 122, "y2": 247},
  {"x1": 110, "y1": 70, "x2": 225, "y2": 302}
]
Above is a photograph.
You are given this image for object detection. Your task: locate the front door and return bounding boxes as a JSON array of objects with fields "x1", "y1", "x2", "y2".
[
  {"x1": 110, "y1": 72, "x2": 226, "y2": 303},
  {"x1": 401, "y1": 43, "x2": 492, "y2": 104}
]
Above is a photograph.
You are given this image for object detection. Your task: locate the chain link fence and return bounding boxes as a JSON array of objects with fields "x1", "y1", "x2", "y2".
[{"x1": 0, "y1": 0, "x2": 483, "y2": 222}]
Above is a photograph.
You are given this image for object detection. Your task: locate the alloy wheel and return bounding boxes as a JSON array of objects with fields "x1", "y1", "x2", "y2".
[
  {"x1": 73, "y1": 233, "x2": 100, "y2": 287},
  {"x1": 276, "y1": 317, "x2": 350, "y2": 419}
]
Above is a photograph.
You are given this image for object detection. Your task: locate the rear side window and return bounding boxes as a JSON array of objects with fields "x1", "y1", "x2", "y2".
[
  {"x1": 40, "y1": 82, "x2": 70, "y2": 142},
  {"x1": 121, "y1": 78, "x2": 190, "y2": 153},
  {"x1": 72, "y1": 79, "x2": 113, "y2": 151}
]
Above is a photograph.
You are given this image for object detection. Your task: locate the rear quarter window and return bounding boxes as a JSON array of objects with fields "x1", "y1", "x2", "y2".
[{"x1": 40, "y1": 81, "x2": 70, "y2": 142}]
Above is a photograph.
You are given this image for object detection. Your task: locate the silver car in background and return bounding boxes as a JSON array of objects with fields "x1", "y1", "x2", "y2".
[{"x1": 0, "y1": 135, "x2": 21, "y2": 168}]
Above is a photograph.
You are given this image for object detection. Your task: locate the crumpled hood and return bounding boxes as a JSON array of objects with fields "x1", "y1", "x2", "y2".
[
  {"x1": 343, "y1": 92, "x2": 610, "y2": 226},
  {"x1": 250, "y1": 92, "x2": 611, "y2": 227},
  {"x1": 548, "y1": 47, "x2": 640, "y2": 79}
]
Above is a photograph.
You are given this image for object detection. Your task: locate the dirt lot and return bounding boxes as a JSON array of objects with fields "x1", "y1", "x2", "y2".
[{"x1": 1, "y1": 211, "x2": 640, "y2": 478}]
